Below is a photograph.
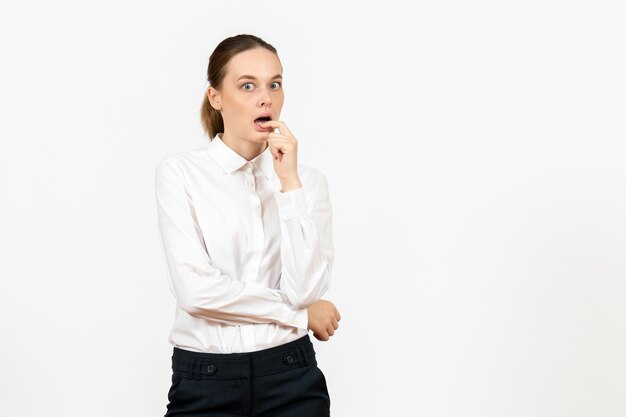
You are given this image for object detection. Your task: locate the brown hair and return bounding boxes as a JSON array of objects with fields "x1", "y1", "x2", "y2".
[{"x1": 200, "y1": 34, "x2": 280, "y2": 139}]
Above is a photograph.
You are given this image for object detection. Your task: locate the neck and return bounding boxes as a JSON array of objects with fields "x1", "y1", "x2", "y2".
[{"x1": 220, "y1": 131, "x2": 268, "y2": 161}]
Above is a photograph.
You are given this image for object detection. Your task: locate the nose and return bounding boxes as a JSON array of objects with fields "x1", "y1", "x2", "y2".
[
  {"x1": 257, "y1": 87, "x2": 272, "y2": 108},
  {"x1": 259, "y1": 96, "x2": 271, "y2": 108}
]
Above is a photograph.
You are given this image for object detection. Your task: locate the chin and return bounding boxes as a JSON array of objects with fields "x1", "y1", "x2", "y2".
[
  {"x1": 254, "y1": 130, "x2": 271, "y2": 138},
  {"x1": 245, "y1": 134, "x2": 267, "y2": 143}
]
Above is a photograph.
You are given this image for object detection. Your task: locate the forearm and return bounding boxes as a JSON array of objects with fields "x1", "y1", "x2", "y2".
[{"x1": 274, "y1": 174, "x2": 334, "y2": 309}]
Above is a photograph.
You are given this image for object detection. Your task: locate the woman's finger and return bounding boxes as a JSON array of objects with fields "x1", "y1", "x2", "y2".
[
  {"x1": 260, "y1": 120, "x2": 294, "y2": 138},
  {"x1": 268, "y1": 138, "x2": 296, "y2": 155}
]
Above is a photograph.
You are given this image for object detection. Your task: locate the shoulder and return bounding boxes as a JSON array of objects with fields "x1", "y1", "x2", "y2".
[
  {"x1": 155, "y1": 146, "x2": 210, "y2": 179},
  {"x1": 156, "y1": 146, "x2": 208, "y2": 168}
]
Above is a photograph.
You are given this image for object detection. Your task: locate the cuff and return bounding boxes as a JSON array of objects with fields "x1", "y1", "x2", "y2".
[
  {"x1": 281, "y1": 305, "x2": 308, "y2": 330},
  {"x1": 274, "y1": 187, "x2": 306, "y2": 221},
  {"x1": 289, "y1": 307, "x2": 309, "y2": 330}
]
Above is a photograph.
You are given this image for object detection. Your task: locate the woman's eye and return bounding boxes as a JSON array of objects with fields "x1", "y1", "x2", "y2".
[{"x1": 241, "y1": 82, "x2": 281, "y2": 91}]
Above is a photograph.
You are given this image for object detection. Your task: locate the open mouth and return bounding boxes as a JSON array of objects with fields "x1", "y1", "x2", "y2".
[{"x1": 254, "y1": 116, "x2": 271, "y2": 126}]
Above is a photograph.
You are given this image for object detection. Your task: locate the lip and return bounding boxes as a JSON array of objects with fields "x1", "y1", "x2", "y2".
[
  {"x1": 253, "y1": 112, "x2": 272, "y2": 131},
  {"x1": 253, "y1": 120, "x2": 271, "y2": 132},
  {"x1": 255, "y1": 111, "x2": 272, "y2": 120}
]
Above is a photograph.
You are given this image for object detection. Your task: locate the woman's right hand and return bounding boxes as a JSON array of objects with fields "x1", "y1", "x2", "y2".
[{"x1": 307, "y1": 299, "x2": 341, "y2": 341}]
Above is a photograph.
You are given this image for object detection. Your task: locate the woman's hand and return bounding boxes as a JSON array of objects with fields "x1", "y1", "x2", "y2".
[
  {"x1": 260, "y1": 120, "x2": 302, "y2": 192},
  {"x1": 307, "y1": 299, "x2": 341, "y2": 342}
]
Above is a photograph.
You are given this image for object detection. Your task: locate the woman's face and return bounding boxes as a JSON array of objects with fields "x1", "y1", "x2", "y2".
[{"x1": 209, "y1": 47, "x2": 284, "y2": 143}]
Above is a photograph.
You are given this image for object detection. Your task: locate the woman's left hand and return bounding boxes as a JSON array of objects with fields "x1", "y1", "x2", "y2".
[{"x1": 261, "y1": 120, "x2": 302, "y2": 191}]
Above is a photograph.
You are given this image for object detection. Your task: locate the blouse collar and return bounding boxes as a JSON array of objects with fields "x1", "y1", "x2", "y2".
[{"x1": 206, "y1": 133, "x2": 275, "y2": 180}]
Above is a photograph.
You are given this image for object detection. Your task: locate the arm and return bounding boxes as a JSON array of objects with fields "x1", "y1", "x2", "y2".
[
  {"x1": 154, "y1": 160, "x2": 308, "y2": 330},
  {"x1": 273, "y1": 173, "x2": 334, "y2": 309}
]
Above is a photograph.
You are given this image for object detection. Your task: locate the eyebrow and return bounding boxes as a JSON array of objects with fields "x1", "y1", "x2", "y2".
[{"x1": 236, "y1": 74, "x2": 283, "y2": 81}]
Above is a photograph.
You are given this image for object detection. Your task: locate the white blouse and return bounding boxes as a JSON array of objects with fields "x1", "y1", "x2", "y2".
[{"x1": 154, "y1": 133, "x2": 334, "y2": 353}]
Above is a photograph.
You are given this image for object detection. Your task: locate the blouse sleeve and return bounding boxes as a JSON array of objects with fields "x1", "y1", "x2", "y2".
[
  {"x1": 273, "y1": 173, "x2": 334, "y2": 309},
  {"x1": 154, "y1": 160, "x2": 308, "y2": 330}
]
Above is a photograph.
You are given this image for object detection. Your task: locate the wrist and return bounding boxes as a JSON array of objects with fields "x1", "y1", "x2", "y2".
[{"x1": 279, "y1": 177, "x2": 302, "y2": 192}]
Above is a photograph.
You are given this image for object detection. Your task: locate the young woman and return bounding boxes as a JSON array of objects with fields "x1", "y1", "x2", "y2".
[{"x1": 155, "y1": 34, "x2": 341, "y2": 417}]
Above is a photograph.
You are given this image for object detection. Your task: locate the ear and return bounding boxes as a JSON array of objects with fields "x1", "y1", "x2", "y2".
[{"x1": 207, "y1": 86, "x2": 222, "y2": 111}]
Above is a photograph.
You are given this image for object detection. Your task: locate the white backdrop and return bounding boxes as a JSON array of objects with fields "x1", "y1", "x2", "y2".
[{"x1": 1, "y1": 1, "x2": 625, "y2": 416}]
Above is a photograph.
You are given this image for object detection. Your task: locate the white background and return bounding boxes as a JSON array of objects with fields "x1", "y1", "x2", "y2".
[{"x1": 1, "y1": 1, "x2": 625, "y2": 416}]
